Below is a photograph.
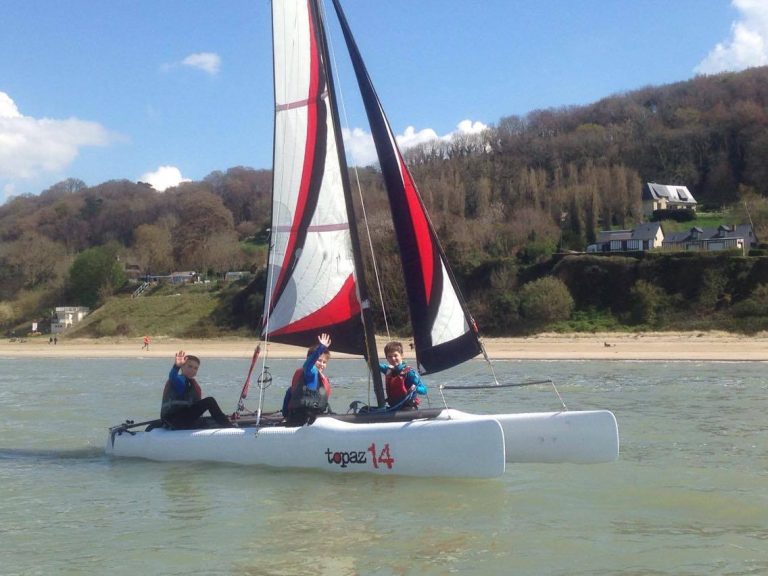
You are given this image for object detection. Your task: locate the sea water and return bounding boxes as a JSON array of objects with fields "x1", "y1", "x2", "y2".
[{"x1": 0, "y1": 356, "x2": 766, "y2": 576}]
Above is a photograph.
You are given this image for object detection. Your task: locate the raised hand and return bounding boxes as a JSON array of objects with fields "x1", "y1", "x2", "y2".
[
  {"x1": 318, "y1": 333, "x2": 332, "y2": 348},
  {"x1": 175, "y1": 350, "x2": 187, "y2": 367}
]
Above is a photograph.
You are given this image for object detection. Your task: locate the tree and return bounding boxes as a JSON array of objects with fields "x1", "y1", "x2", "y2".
[
  {"x1": 4, "y1": 232, "x2": 68, "y2": 289},
  {"x1": 133, "y1": 223, "x2": 174, "y2": 275},
  {"x1": 68, "y1": 244, "x2": 127, "y2": 308},
  {"x1": 172, "y1": 187, "x2": 236, "y2": 271},
  {"x1": 519, "y1": 277, "x2": 574, "y2": 325}
]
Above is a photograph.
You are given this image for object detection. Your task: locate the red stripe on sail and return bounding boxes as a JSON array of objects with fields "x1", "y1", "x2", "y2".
[
  {"x1": 398, "y1": 154, "x2": 434, "y2": 305},
  {"x1": 272, "y1": 4, "x2": 322, "y2": 304},
  {"x1": 270, "y1": 274, "x2": 360, "y2": 336}
]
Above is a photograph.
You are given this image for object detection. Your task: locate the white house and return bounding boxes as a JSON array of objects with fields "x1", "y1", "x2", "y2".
[
  {"x1": 587, "y1": 222, "x2": 664, "y2": 253},
  {"x1": 642, "y1": 182, "x2": 697, "y2": 218},
  {"x1": 51, "y1": 306, "x2": 90, "y2": 334}
]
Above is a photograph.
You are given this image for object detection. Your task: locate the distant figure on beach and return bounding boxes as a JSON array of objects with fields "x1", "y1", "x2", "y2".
[
  {"x1": 49, "y1": 336, "x2": 53, "y2": 344},
  {"x1": 53, "y1": 336, "x2": 57, "y2": 345},
  {"x1": 142, "y1": 335, "x2": 151, "y2": 351}
]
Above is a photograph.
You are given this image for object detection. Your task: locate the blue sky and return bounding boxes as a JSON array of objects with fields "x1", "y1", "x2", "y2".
[{"x1": 1, "y1": 0, "x2": 766, "y2": 203}]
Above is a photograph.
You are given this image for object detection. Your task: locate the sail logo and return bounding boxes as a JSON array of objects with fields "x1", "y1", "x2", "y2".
[{"x1": 325, "y1": 442, "x2": 395, "y2": 470}]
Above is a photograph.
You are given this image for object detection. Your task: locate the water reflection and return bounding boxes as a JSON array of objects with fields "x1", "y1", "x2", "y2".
[{"x1": 160, "y1": 464, "x2": 214, "y2": 521}]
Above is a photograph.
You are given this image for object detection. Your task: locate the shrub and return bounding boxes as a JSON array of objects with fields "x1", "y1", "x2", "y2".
[
  {"x1": 730, "y1": 283, "x2": 768, "y2": 317},
  {"x1": 98, "y1": 318, "x2": 118, "y2": 337},
  {"x1": 629, "y1": 280, "x2": 667, "y2": 325},
  {"x1": 519, "y1": 277, "x2": 574, "y2": 325}
]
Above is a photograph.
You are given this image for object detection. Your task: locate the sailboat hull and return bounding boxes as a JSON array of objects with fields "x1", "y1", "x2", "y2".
[
  {"x1": 442, "y1": 409, "x2": 620, "y2": 464},
  {"x1": 105, "y1": 408, "x2": 618, "y2": 477},
  {"x1": 106, "y1": 416, "x2": 507, "y2": 479}
]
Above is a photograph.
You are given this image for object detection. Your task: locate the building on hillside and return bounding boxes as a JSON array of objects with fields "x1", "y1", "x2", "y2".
[
  {"x1": 51, "y1": 306, "x2": 90, "y2": 334},
  {"x1": 169, "y1": 271, "x2": 198, "y2": 284},
  {"x1": 662, "y1": 224, "x2": 757, "y2": 255},
  {"x1": 642, "y1": 182, "x2": 697, "y2": 218},
  {"x1": 586, "y1": 222, "x2": 664, "y2": 253},
  {"x1": 224, "y1": 271, "x2": 252, "y2": 282}
]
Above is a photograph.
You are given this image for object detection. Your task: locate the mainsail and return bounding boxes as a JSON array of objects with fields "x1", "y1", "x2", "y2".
[
  {"x1": 266, "y1": 0, "x2": 483, "y2": 376},
  {"x1": 331, "y1": 0, "x2": 483, "y2": 374},
  {"x1": 265, "y1": 0, "x2": 365, "y2": 355}
]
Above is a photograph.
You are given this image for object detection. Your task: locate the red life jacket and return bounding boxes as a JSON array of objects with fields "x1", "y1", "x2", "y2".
[{"x1": 385, "y1": 366, "x2": 419, "y2": 407}]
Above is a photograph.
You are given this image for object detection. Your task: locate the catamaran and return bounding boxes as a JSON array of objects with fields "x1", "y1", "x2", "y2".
[{"x1": 106, "y1": 0, "x2": 619, "y2": 478}]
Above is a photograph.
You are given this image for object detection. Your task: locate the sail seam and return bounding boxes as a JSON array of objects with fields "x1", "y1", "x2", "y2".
[
  {"x1": 272, "y1": 223, "x2": 349, "y2": 232},
  {"x1": 276, "y1": 90, "x2": 329, "y2": 112}
]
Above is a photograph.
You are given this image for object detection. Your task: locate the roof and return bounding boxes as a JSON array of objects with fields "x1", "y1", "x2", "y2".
[
  {"x1": 597, "y1": 222, "x2": 662, "y2": 243},
  {"x1": 642, "y1": 182, "x2": 697, "y2": 204},
  {"x1": 663, "y1": 224, "x2": 755, "y2": 243}
]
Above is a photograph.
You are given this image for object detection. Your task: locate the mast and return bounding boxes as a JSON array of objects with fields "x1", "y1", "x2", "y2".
[{"x1": 311, "y1": 0, "x2": 385, "y2": 406}]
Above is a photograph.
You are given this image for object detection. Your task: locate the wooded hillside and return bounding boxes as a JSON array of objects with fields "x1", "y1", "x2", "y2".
[{"x1": 2, "y1": 66, "x2": 768, "y2": 336}]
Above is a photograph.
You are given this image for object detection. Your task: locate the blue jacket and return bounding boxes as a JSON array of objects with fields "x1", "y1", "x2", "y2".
[{"x1": 282, "y1": 344, "x2": 328, "y2": 414}]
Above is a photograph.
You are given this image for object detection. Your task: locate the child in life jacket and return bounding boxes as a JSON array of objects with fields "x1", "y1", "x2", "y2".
[
  {"x1": 379, "y1": 341, "x2": 427, "y2": 409},
  {"x1": 282, "y1": 333, "x2": 333, "y2": 425},
  {"x1": 161, "y1": 350, "x2": 235, "y2": 429}
]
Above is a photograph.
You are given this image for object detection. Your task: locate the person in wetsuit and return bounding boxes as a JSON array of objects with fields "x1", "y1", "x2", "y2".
[{"x1": 160, "y1": 350, "x2": 234, "y2": 429}]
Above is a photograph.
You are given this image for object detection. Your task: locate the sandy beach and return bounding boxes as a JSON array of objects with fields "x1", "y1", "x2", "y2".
[{"x1": 1, "y1": 331, "x2": 766, "y2": 361}]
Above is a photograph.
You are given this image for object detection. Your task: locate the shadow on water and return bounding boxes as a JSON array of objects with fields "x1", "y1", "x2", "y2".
[{"x1": 0, "y1": 446, "x2": 105, "y2": 463}]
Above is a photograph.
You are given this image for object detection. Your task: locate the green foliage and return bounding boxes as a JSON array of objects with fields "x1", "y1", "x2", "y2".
[
  {"x1": 519, "y1": 277, "x2": 574, "y2": 326},
  {"x1": 553, "y1": 255, "x2": 638, "y2": 313},
  {"x1": 516, "y1": 239, "x2": 557, "y2": 265},
  {"x1": 471, "y1": 290, "x2": 520, "y2": 335},
  {"x1": 628, "y1": 280, "x2": 667, "y2": 325},
  {"x1": 97, "y1": 318, "x2": 118, "y2": 337},
  {"x1": 68, "y1": 245, "x2": 127, "y2": 308},
  {"x1": 651, "y1": 209, "x2": 696, "y2": 222},
  {"x1": 66, "y1": 288, "x2": 243, "y2": 339},
  {"x1": 0, "y1": 302, "x2": 15, "y2": 326},
  {"x1": 729, "y1": 283, "x2": 768, "y2": 317},
  {"x1": 549, "y1": 308, "x2": 624, "y2": 333}
]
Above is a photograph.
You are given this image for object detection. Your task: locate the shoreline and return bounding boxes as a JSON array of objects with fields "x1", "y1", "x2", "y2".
[{"x1": 0, "y1": 331, "x2": 765, "y2": 361}]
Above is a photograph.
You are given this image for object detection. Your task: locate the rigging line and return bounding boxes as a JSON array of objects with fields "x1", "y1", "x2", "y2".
[
  {"x1": 323, "y1": 0, "x2": 391, "y2": 341},
  {"x1": 257, "y1": 210, "x2": 283, "y2": 424}
]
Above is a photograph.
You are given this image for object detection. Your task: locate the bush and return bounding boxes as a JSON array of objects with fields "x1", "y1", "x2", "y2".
[
  {"x1": 98, "y1": 318, "x2": 118, "y2": 337},
  {"x1": 519, "y1": 277, "x2": 574, "y2": 325},
  {"x1": 651, "y1": 209, "x2": 696, "y2": 222},
  {"x1": 629, "y1": 280, "x2": 666, "y2": 325},
  {"x1": 0, "y1": 302, "x2": 15, "y2": 326},
  {"x1": 730, "y1": 283, "x2": 768, "y2": 317}
]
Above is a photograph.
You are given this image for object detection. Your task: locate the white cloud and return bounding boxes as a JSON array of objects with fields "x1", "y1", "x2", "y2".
[
  {"x1": 139, "y1": 165, "x2": 189, "y2": 192},
  {"x1": 342, "y1": 119, "x2": 488, "y2": 166},
  {"x1": 181, "y1": 52, "x2": 221, "y2": 75},
  {"x1": 695, "y1": 0, "x2": 768, "y2": 74},
  {"x1": 0, "y1": 91, "x2": 113, "y2": 180},
  {"x1": 341, "y1": 127, "x2": 377, "y2": 167},
  {"x1": 0, "y1": 92, "x2": 22, "y2": 118},
  {"x1": 453, "y1": 119, "x2": 488, "y2": 136}
]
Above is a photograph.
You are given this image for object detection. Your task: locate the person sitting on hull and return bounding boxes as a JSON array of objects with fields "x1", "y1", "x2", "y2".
[
  {"x1": 282, "y1": 333, "x2": 333, "y2": 426},
  {"x1": 161, "y1": 350, "x2": 235, "y2": 429},
  {"x1": 380, "y1": 340, "x2": 427, "y2": 410}
]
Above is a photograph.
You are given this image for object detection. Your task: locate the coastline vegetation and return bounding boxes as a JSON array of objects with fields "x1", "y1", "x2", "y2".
[{"x1": 3, "y1": 66, "x2": 768, "y2": 338}]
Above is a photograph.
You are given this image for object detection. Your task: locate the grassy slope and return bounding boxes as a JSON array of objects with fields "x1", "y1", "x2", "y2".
[{"x1": 66, "y1": 290, "x2": 242, "y2": 339}]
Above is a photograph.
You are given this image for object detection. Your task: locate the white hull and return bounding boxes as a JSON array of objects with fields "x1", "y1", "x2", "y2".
[
  {"x1": 106, "y1": 409, "x2": 618, "y2": 478},
  {"x1": 443, "y1": 409, "x2": 619, "y2": 464}
]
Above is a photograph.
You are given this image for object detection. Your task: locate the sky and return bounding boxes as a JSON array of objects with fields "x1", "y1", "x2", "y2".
[{"x1": 1, "y1": 0, "x2": 767, "y2": 204}]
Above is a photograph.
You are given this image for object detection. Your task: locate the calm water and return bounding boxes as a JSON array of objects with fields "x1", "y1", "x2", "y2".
[{"x1": 0, "y1": 356, "x2": 766, "y2": 576}]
